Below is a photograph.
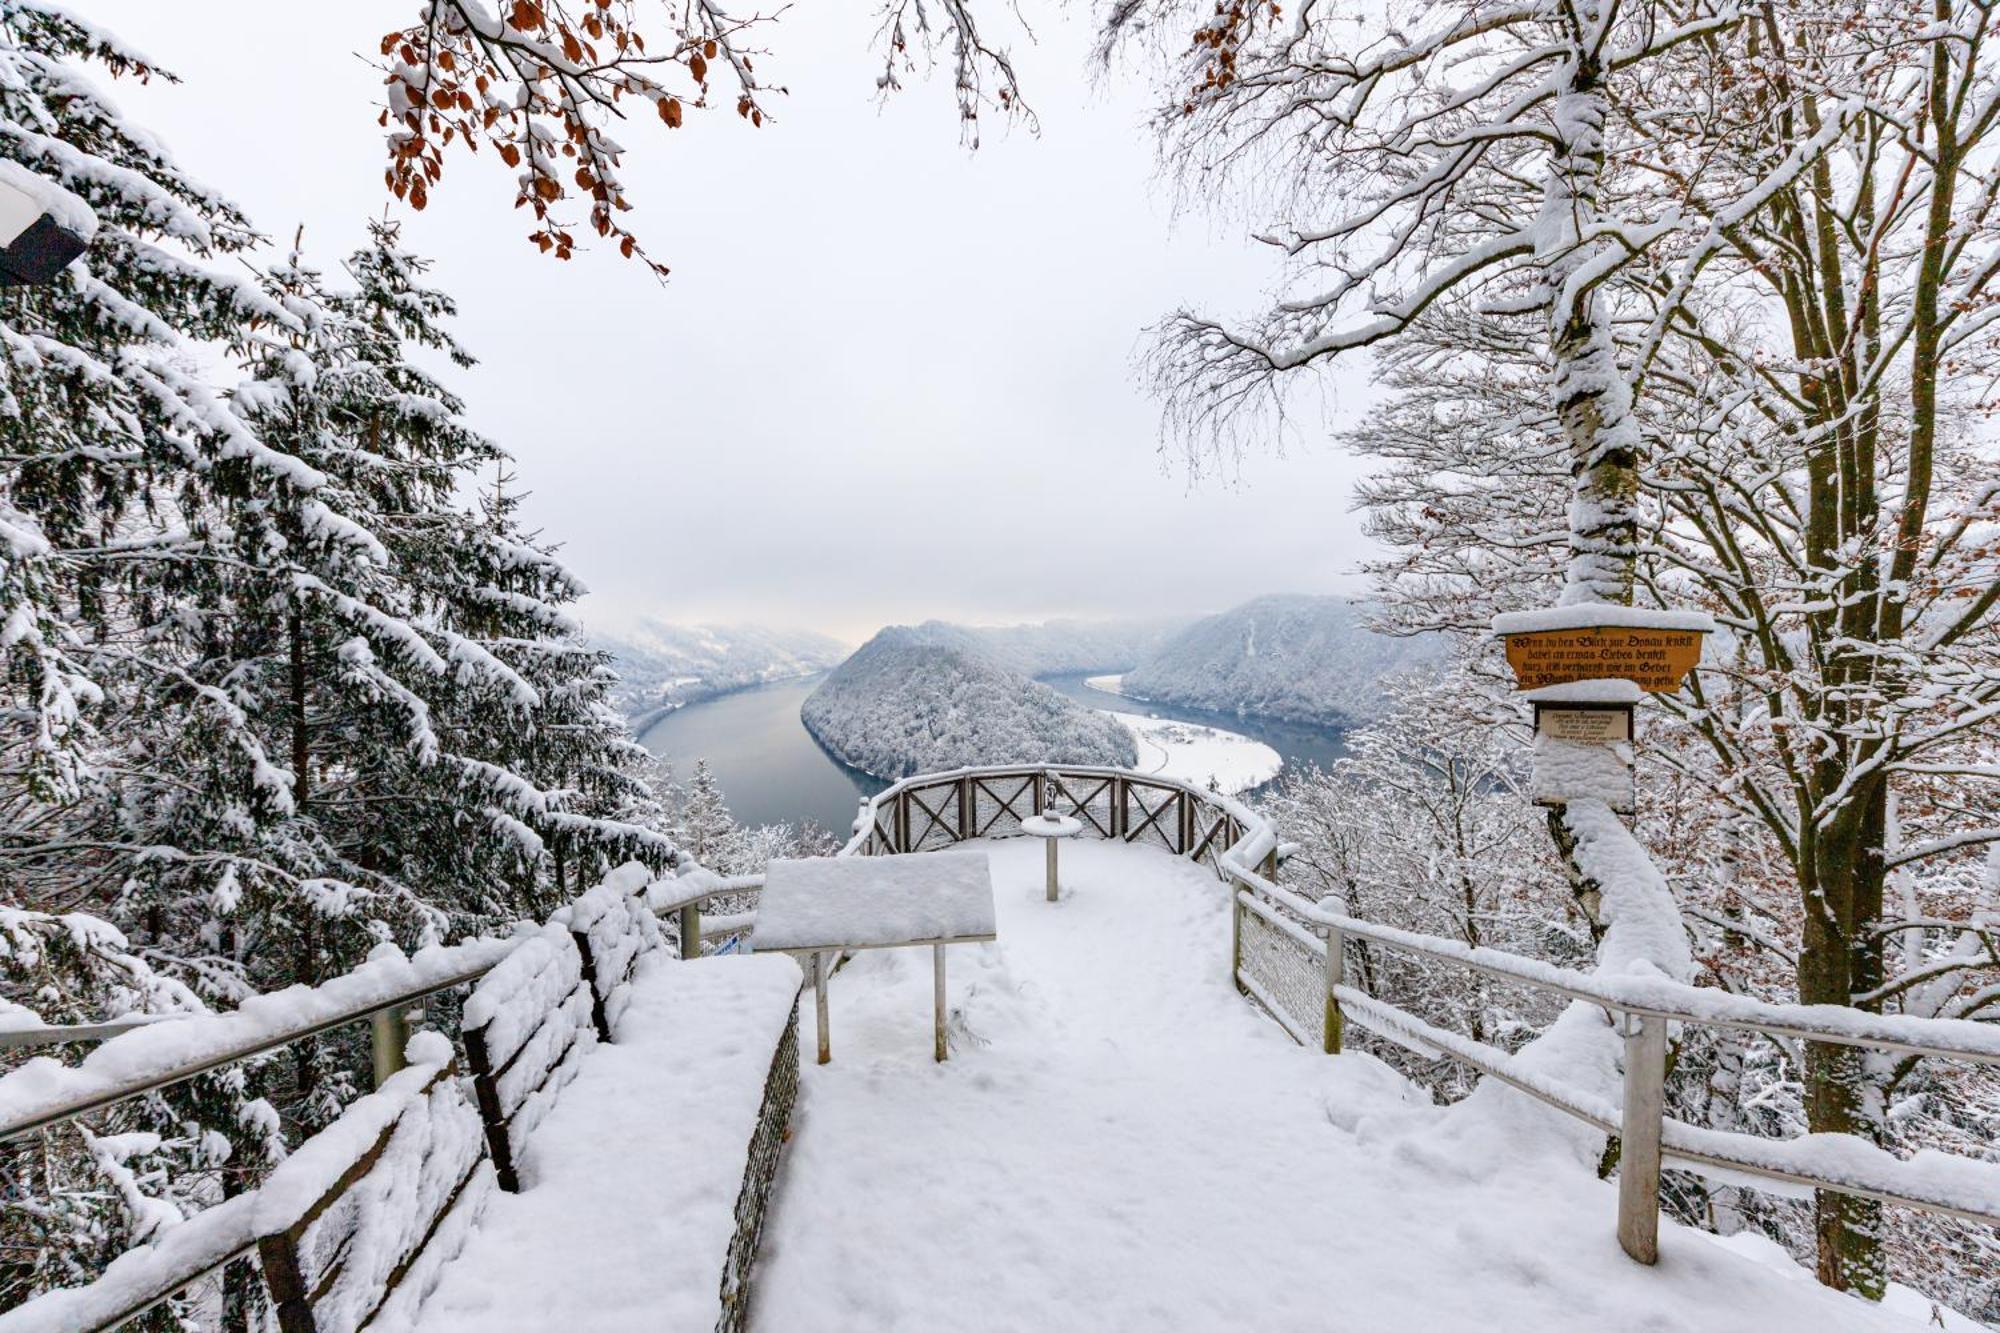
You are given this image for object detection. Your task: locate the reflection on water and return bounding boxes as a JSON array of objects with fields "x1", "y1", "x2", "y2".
[
  {"x1": 637, "y1": 670, "x2": 1350, "y2": 834},
  {"x1": 637, "y1": 675, "x2": 882, "y2": 835}
]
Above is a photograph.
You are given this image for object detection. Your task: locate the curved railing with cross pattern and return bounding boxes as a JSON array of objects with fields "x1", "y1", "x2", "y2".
[{"x1": 666, "y1": 761, "x2": 2000, "y2": 1270}]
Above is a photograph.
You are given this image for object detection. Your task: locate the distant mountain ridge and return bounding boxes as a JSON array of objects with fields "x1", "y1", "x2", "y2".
[
  {"x1": 1118, "y1": 595, "x2": 1435, "y2": 728},
  {"x1": 906, "y1": 616, "x2": 1190, "y2": 678},
  {"x1": 801, "y1": 626, "x2": 1137, "y2": 778},
  {"x1": 593, "y1": 620, "x2": 849, "y2": 729}
]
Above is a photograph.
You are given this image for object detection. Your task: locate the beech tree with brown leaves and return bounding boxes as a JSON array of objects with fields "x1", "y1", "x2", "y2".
[{"x1": 373, "y1": 0, "x2": 1031, "y2": 272}]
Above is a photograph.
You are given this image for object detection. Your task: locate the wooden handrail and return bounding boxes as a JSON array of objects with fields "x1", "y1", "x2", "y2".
[
  {"x1": 0, "y1": 951, "x2": 508, "y2": 1144},
  {"x1": 11, "y1": 760, "x2": 1996, "y2": 1294},
  {"x1": 844, "y1": 762, "x2": 2000, "y2": 1247}
]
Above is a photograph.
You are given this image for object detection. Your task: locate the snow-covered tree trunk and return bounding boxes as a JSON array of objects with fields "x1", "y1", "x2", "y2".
[{"x1": 1543, "y1": 59, "x2": 1639, "y2": 612}]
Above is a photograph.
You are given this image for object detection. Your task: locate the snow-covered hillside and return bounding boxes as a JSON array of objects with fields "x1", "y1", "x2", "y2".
[
  {"x1": 906, "y1": 617, "x2": 1189, "y2": 678},
  {"x1": 801, "y1": 627, "x2": 1138, "y2": 778},
  {"x1": 593, "y1": 621, "x2": 848, "y2": 727},
  {"x1": 1113, "y1": 714, "x2": 1280, "y2": 794},
  {"x1": 1119, "y1": 595, "x2": 1435, "y2": 727}
]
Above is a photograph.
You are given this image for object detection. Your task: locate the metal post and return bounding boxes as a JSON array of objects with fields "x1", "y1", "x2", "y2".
[
  {"x1": 679, "y1": 902, "x2": 701, "y2": 961},
  {"x1": 1323, "y1": 925, "x2": 1345, "y2": 1056},
  {"x1": 813, "y1": 951, "x2": 831, "y2": 1065},
  {"x1": 370, "y1": 1005, "x2": 411, "y2": 1090},
  {"x1": 1618, "y1": 1013, "x2": 1668, "y2": 1264},
  {"x1": 1045, "y1": 837, "x2": 1059, "y2": 903},
  {"x1": 933, "y1": 944, "x2": 948, "y2": 1062}
]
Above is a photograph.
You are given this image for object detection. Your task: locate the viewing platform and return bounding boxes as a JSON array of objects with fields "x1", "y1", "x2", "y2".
[
  {"x1": 5, "y1": 768, "x2": 1995, "y2": 1333},
  {"x1": 747, "y1": 837, "x2": 1930, "y2": 1332}
]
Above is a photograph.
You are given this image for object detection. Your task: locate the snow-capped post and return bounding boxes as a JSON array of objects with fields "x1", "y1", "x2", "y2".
[
  {"x1": 812, "y1": 952, "x2": 830, "y2": 1065},
  {"x1": 1617, "y1": 1012, "x2": 1669, "y2": 1264},
  {"x1": 1021, "y1": 811, "x2": 1084, "y2": 902},
  {"x1": 370, "y1": 1003, "x2": 412, "y2": 1089},
  {"x1": 934, "y1": 944, "x2": 948, "y2": 1063},
  {"x1": 1228, "y1": 883, "x2": 1245, "y2": 996},
  {"x1": 1318, "y1": 895, "x2": 1345, "y2": 1056},
  {"x1": 680, "y1": 902, "x2": 702, "y2": 961}
]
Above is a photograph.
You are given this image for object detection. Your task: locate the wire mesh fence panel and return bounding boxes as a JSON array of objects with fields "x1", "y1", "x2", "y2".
[
  {"x1": 1189, "y1": 806, "x2": 1237, "y2": 875},
  {"x1": 972, "y1": 774, "x2": 1036, "y2": 838},
  {"x1": 1046, "y1": 771, "x2": 1115, "y2": 839},
  {"x1": 1123, "y1": 781, "x2": 1184, "y2": 854},
  {"x1": 867, "y1": 799, "x2": 899, "y2": 853},
  {"x1": 902, "y1": 781, "x2": 964, "y2": 851},
  {"x1": 1237, "y1": 905, "x2": 1324, "y2": 1045}
]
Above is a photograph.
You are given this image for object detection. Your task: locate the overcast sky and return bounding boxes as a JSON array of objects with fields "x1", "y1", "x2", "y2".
[{"x1": 91, "y1": 1, "x2": 1379, "y2": 644}]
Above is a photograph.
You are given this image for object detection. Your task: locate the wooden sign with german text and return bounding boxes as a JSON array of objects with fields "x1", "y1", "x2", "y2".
[
  {"x1": 1535, "y1": 706, "x2": 1631, "y2": 743},
  {"x1": 1503, "y1": 627, "x2": 1702, "y2": 693}
]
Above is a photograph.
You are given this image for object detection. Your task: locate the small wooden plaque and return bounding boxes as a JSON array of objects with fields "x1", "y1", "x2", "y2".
[
  {"x1": 1503, "y1": 627, "x2": 1702, "y2": 693},
  {"x1": 1536, "y1": 705, "x2": 1631, "y2": 743}
]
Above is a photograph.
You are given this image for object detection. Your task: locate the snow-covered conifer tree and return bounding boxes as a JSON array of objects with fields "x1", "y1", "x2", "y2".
[{"x1": 676, "y1": 758, "x2": 745, "y2": 871}]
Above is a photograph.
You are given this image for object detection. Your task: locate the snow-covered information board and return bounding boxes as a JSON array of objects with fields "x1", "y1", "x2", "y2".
[
  {"x1": 752, "y1": 851, "x2": 996, "y2": 1064},
  {"x1": 753, "y1": 852, "x2": 996, "y2": 953}
]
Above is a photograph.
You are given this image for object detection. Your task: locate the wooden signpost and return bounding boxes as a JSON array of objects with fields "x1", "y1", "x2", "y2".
[
  {"x1": 1501, "y1": 625, "x2": 1703, "y2": 694},
  {"x1": 1494, "y1": 608, "x2": 1713, "y2": 817}
]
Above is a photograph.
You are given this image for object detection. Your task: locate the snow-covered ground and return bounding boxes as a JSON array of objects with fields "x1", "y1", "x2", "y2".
[
  {"x1": 1109, "y1": 711, "x2": 1281, "y2": 794},
  {"x1": 415, "y1": 955, "x2": 804, "y2": 1332},
  {"x1": 751, "y1": 838, "x2": 1971, "y2": 1332}
]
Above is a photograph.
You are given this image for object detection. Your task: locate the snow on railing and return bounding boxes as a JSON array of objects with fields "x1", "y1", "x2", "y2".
[
  {"x1": 28, "y1": 762, "x2": 1989, "y2": 1322},
  {"x1": 0, "y1": 861, "x2": 697, "y2": 1332},
  {"x1": 795, "y1": 762, "x2": 2000, "y2": 1254},
  {"x1": 0, "y1": 937, "x2": 517, "y2": 1143}
]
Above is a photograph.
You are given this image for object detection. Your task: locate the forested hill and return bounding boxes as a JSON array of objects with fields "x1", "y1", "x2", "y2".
[
  {"x1": 801, "y1": 627, "x2": 1138, "y2": 778},
  {"x1": 1119, "y1": 595, "x2": 1435, "y2": 727},
  {"x1": 906, "y1": 616, "x2": 1190, "y2": 677},
  {"x1": 593, "y1": 621, "x2": 849, "y2": 726}
]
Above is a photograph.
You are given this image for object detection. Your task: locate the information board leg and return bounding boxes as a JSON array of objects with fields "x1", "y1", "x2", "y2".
[
  {"x1": 934, "y1": 943, "x2": 948, "y2": 1063},
  {"x1": 814, "y1": 951, "x2": 830, "y2": 1065}
]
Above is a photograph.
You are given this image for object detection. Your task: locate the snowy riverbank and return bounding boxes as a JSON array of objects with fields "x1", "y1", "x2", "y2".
[{"x1": 1106, "y1": 711, "x2": 1281, "y2": 795}]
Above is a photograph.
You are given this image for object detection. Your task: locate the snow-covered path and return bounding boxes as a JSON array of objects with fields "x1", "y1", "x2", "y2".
[{"x1": 751, "y1": 839, "x2": 1954, "y2": 1332}]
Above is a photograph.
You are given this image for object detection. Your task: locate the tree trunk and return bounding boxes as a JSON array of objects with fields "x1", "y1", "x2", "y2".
[
  {"x1": 1544, "y1": 38, "x2": 1639, "y2": 611},
  {"x1": 1797, "y1": 784, "x2": 1890, "y2": 1298},
  {"x1": 289, "y1": 603, "x2": 310, "y2": 813}
]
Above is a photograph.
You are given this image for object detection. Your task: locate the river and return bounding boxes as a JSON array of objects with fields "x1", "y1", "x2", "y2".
[{"x1": 636, "y1": 672, "x2": 1349, "y2": 835}]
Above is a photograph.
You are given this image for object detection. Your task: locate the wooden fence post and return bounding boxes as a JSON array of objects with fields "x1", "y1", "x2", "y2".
[
  {"x1": 813, "y1": 952, "x2": 831, "y2": 1065},
  {"x1": 1320, "y1": 897, "x2": 1345, "y2": 1056},
  {"x1": 958, "y1": 776, "x2": 972, "y2": 842},
  {"x1": 370, "y1": 1005, "x2": 411, "y2": 1090},
  {"x1": 680, "y1": 902, "x2": 702, "y2": 961},
  {"x1": 1228, "y1": 881, "x2": 1244, "y2": 995},
  {"x1": 1618, "y1": 1012, "x2": 1668, "y2": 1264}
]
